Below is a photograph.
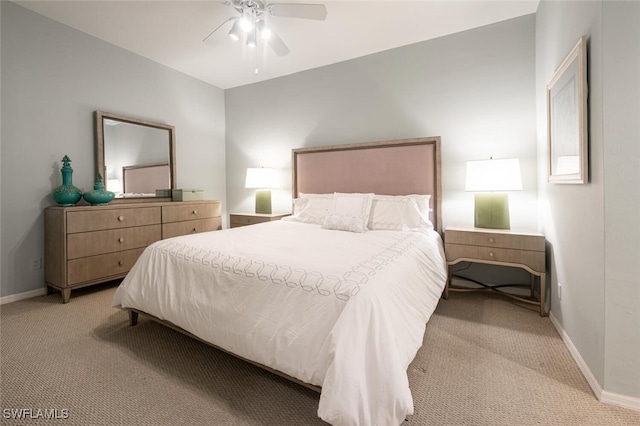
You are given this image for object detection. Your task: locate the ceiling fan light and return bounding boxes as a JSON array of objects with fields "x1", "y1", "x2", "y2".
[
  {"x1": 239, "y1": 10, "x2": 253, "y2": 32},
  {"x1": 256, "y1": 20, "x2": 272, "y2": 40},
  {"x1": 246, "y1": 29, "x2": 257, "y2": 48},
  {"x1": 228, "y1": 19, "x2": 242, "y2": 41}
]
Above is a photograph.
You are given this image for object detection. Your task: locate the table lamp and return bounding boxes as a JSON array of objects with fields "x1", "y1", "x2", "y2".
[
  {"x1": 465, "y1": 158, "x2": 522, "y2": 229},
  {"x1": 245, "y1": 167, "x2": 279, "y2": 214}
]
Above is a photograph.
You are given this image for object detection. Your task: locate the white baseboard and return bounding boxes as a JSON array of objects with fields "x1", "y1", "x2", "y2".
[
  {"x1": 548, "y1": 311, "x2": 603, "y2": 399},
  {"x1": 549, "y1": 311, "x2": 640, "y2": 413},
  {"x1": 0, "y1": 287, "x2": 47, "y2": 305},
  {"x1": 601, "y1": 390, "x2": 640, "y2": 412}
]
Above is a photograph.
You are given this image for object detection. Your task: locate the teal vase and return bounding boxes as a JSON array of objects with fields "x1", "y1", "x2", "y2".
[
  {"x1": 52, "y1": 155, "x2": 82, "y2": 207},
  {"x1": 83, "y1": 173, "x2": 115, "y2": 206}
]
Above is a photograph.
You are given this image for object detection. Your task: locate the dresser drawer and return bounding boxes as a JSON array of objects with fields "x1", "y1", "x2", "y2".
[
  {"x1": 67, "y1": 225, "x2": 161, "y2": 260},
  {"x1": 162, "y1": 202, "x2": 221, "y2": 223},
  {"x1": 66, "y1": 207, "x2": 161, "y2": 233},
  {"x1": 445, "y1": 243, "x2": 544, "y2": 273},
  {"x1": 67, "y1": 247, "x2": 146, "y2": 285},
  {"x1": 445, "y1": 229, "x2": 544, "y2": 252},
  {"x1": 162, "y1": 217, "x2": 221, "y2": 239}
]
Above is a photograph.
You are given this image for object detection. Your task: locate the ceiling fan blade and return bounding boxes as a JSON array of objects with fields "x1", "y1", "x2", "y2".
[
  {"x1": 203, "y1": 17, "x2": 236, "y2": 45},
  {"x1": 268, "y1": 3, "x2": 327, "y2": 20},
  {"x1": 266, "y1": 29, "x2": 290, "y2": 57}
]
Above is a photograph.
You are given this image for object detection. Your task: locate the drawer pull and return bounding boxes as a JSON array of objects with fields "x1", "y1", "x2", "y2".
[
  {"x1": 118, "y1": 215, "x2": 124, "y2": 221},
  {"x1": 488, "y1": 238, "x2": 495, "y2": 243},
  {"x1": 118, "y1": 237, "x2": 124, "y2": 243},
  {"x1": 192, "y1": 210, "x2": 198, "y2": 215},
  {"x1": 489, "y1": 252, "x2": 494, "y2": 257},
  {"x1": 118, "y1": 260, "x2": 123, "y2": 266},
  {"x1": 192, "y1": 227, "x2": 198, "y2": 232}
]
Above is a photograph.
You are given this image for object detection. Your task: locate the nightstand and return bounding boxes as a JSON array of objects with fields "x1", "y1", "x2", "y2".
[
  {"x1": 444, "y1": 225, "x2": 547, "y2": 316},
  {"x1": 229, "y1": 212, "x2": 290, "y2": 228}
]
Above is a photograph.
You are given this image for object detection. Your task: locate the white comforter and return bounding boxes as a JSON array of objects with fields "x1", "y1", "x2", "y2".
[{"x1": 112, "y1": 220, "x2": 447, "y2": 426}]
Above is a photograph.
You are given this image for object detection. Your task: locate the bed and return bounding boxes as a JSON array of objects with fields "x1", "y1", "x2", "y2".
[{"x1": 112, "y1": 137, "x2": 447, "y2": 426}]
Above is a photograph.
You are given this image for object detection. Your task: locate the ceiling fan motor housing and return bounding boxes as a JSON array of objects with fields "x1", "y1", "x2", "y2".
[{"x1": 232, "y1": 0, "x2": 267, "y2": 18}]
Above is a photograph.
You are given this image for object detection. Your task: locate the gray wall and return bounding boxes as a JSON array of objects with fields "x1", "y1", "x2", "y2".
[
  {"x1": 0, "y1": 0, "x2": 3, "y2": 303},
  {"x1": 0, "y1": 2, "x2": 227, "y2": 299},
  {"x1": 225, "y1": 15, "x2": 538, "y2": 236},
  {"x1": 536, "y1": 0, "x2": 639, "y2": 399},
  {"x1": 602, "y1": 0, "x2": 640, "y2": 398},
  {"x1": 536, "y1": 0, "x2": 606, "y2": 389}
]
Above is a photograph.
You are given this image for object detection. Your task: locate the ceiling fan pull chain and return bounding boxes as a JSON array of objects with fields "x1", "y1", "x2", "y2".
[
  {"x1": 253, "y1": 9, "x2": 259, "y2": 74},
  {"x1": 255, "y1": 39, "x2": 259, "y2": 74}
]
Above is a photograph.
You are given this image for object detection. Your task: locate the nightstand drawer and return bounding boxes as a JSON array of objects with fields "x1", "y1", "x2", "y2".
[
  {"x1": 446, "y1": 229, "x2": 544, "y2": 252},
  {"x1": 445, "y1": 243, "x2": 544, "y2": 273},
  {"x1": 229, "y1": 213, "x2": 290, "y2": 228},
  {"x1": 230, "y1": 215, "x2": 268, "y2": 227}
]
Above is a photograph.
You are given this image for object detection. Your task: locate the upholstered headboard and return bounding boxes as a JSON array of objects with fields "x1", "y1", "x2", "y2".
[
  {"x1": 122, "y1": 162, "x2": 171, "y2": 195},
  {"x1": 292, "y1": 137, "x2": 442, "y2": 234}
]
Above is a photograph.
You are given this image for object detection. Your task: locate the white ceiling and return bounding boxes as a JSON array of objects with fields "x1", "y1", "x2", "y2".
[{"x1": 15, "y1": 0, "x2": 539, "y2": 89}]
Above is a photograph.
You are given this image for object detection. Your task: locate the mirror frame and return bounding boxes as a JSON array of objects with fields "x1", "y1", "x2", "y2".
[
  {"x1": 95, "y1": 111, "x2": 177, "y2": 202},
  {"x1": 546, "y1": 36, "x2": 588, "y2": 184}
]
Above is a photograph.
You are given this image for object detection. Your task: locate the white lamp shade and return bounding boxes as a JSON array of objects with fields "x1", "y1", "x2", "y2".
[
  {"x1": 245, "y1": 167, "x2": 279, "y2": 189},
  {"x1": 465, "y1": 158, "x2": 523, "y2": 192}
]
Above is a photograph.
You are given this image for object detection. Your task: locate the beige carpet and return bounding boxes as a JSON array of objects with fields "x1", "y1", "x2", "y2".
[{"x1": 1, "y1": 283, "x2": 639, "y2": 425}]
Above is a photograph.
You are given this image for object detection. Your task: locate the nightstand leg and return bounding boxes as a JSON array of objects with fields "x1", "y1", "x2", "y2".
[
  {"x1": 443, "y1": 268, "x2": 450, "y2": 299},
  {"x1": 530, "y1": 275, "x2": 535, "y2": 298},
  {"x1": 539, "y1": 273, "x2": 547, "y2": 316}
]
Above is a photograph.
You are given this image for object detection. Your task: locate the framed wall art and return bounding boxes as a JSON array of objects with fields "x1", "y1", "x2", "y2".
[{"x1": 546, "y1": 36, "x2": 589, "y2": 184}]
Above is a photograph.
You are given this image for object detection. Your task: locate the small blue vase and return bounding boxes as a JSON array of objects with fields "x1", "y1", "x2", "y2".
[
  {"x1": 83, "y1": 173, "x2": 115, "y2": 206},
  {"x1": 52, "y1": 155, "x2": 82, "y2": 207}
]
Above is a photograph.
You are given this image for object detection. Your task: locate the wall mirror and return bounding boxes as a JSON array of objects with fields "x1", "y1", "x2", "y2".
[
  {"x1": 95, "y1": 111, "x2": 176, "y2": 200},
  {"x1": 546, "y1": 36, "x2": 588, "y2": 184}
]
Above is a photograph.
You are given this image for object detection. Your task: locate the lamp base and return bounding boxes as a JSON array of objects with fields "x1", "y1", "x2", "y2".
[
  {"x1": 474, "y1": 193, "x2": 511, "y2": 229},
  {"x1": 255, "y1": 189, "x2": 272, "y2": 214}
]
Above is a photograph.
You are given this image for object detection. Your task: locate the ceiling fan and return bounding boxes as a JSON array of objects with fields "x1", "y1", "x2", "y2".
[{"x1": 203, "y1": 0, "x2": 327, "y2": 57}]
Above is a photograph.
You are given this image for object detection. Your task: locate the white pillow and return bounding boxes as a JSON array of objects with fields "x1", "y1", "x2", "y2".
[
  {"x1": 368, "y1": 194, "x2": 433, "y2": 231},
  {"x1": 283, "y1": 193, "x2": 334, "y2": 224},
  {"x1": 407, "y1": 194, "x2": 431, "y2": 218},
  {"x1": 322, "y1": 193, "x2": 374, "y2": 233},
  {"x1": 299, "y1": 193, "x2": 333, "y2": 199}
]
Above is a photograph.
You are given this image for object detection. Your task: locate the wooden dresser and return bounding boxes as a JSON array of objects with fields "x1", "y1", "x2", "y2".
[{"x1": 45, "y1": 200, "x2": 221, "y2": 303}]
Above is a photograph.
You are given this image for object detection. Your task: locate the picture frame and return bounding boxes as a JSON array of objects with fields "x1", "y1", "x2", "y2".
[{"x1": 546, "y1": 36, "x2": 589, "y2": 184}]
